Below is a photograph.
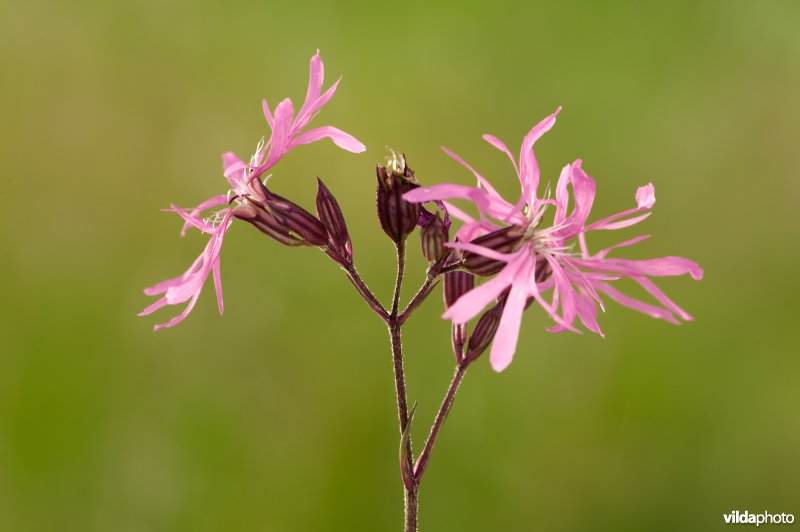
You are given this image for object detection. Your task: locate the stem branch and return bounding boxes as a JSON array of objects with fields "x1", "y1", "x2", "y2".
[
  {"x1": 398, "y1": 275, "x2": 439, "y2": 326},
  {"x1": 343, "y1": 263, "x2": 389, "y2": 322},
  {"x1": 414, "y1": 363, "x2": 468, "y2": 482}
]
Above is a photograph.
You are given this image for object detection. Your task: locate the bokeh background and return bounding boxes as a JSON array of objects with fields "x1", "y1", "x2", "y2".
[{"x1": 2, "y1": 1, "x2": 799, "y2": 530}]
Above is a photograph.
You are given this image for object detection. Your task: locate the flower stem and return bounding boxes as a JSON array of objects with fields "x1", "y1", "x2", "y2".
[
  {"x1": 398, "y1": 274, "x2": 439, "y2": 326},
  {"x1": 388, "y1": 240, "x2": 418, "y2": 531},
  {"x1": 336, "y1": 239, "x2": 467, "y2": 530},
  {"x1": 414, "y1": 363, "x2": 467, "y2": 482},
  {"x1": 344, "y1": 263, "x2": 389, "y2": 321}
]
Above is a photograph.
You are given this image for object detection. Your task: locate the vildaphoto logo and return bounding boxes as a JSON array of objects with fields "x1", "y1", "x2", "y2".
[{"x1": 724, "y1": 511, "x2": 795, "y2": 526}]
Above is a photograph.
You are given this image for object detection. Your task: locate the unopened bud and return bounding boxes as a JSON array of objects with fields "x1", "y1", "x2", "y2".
[
  {"x1": 231, "y1": 202, "x2": 304, "y2": 247},
  {"x1": 463, "y1": 226, "x2": 525, "y2": 276},
  {"x1": 420, "y1": 213, "x2": 448, "y2": 263},
  {"x1": 464, "y1": 301, "x2": 504, "y2": 364},
  {"x1": 443, "y1": 270, "x2": 475, "y2": 308},
  {"x1": 376, "y1": 154, "x2": 420, "y2": 244},
  {"x1": 264, "y1": 192, "x2": 329, "y2": 247},
  {"x1": 316, "y1": 178, "x2": 353, "y2": 264}
]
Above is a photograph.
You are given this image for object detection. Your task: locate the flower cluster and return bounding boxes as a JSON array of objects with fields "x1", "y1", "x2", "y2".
[
  {"x1": 139, "y1": 53, "x2": 705, "y2": 529},
  {"x1": 139, "y1": 51, "x2": 365, "y2": 330},
  {"x1": 404, "y1": 108, "x2": 703, "y2": 371}
]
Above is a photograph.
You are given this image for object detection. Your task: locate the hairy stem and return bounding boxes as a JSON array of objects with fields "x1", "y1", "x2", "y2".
[
  {"x1": 438, "y1": 259, "x2": 465, "y2": 275},
  {"x1": 398, "y1": 275, "x2": 439, "y2": 326},
  {"x1": 344, "y1": 263, "x2": 389, "y2": 321},
  {"x1": 336, "y1": 239, "x2": 466, "y2": 530},
  {"x1": 414, "y1": 363, "x2": 467, "y2": 482},
  {"x1": 388, "y1": 240, "x2": 417, "y2": 531},
  {"x1": 391, "y1": 240, "x2": 406, "y2": 318}
]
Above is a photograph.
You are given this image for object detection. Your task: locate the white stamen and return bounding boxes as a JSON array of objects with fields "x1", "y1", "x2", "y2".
[
  {"x1": 385, "y1": 147, "x2": 405, "y2": 175},
  {"x1": 203, "y1": 210, "x2": 228, "y2": 227},
  {"x1": 250, "y1": 136, "x2": 267, "y2": 168}
]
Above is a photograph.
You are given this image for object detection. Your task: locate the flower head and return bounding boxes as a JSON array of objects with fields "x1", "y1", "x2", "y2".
[
  {"x1": 404, "y1": 109, "x2": 702, "y2": 372},
  {"x1": 140, "y1": 51, "x2": 365, "y2": 330}
]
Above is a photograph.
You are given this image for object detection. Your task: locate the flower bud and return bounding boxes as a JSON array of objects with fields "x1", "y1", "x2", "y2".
[
  {"x1": 443, "y1": 271, "x2": 474, "y2": 362},
  {"x1": 464, "y1": 301, "x2": 504, "y2": 364},
  {"x1": 316, "y1": 178, "x2": 353, "y2": 264},
  {"x1": 420, "y1": 212, "x2": 448, "y2": 263},
  {"x1": 376, "y1": 154, "x2": 420, "y2": 244},
  {"x1": 263, "y1": 192, "x2": 329, "y2": 247},
  {"x1": 231, "y1": 202, "x2": 304, "y2": 247},
  {"x1": 462, "y1": 226, "x2": 525, "y2": 276},
  {"x1": 443, "y1": 270, "x2": 475, "y2": 308}
]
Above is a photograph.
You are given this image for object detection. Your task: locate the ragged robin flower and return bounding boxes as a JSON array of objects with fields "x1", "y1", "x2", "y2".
[
  {"x1": 404, "y1": 108, "x2": 702, "y2": 371},
  {"x1": 139, "y1": 50, "x2": 365, "y2": 330}
]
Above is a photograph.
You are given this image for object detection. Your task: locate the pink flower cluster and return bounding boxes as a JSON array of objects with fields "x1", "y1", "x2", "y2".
[
  {"x1": 140, "y1": 51, "x2": 365, "y2": 330},
  {"x1": 405, "y1": 108, "x2": 702, "y2": 372}
]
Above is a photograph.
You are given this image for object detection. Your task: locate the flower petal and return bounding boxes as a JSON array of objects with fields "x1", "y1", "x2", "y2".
[
  {"x1": 212, "y1": 259, "x2": 224, "y2": 315},
  {"x1": 143, "y1": 253, "x2": 204, "y2": 296},
  {"x1": 445, "y1": 240, "x2": 517, "y2": 262},
  {"x1": 441, "y1": 147, "x2": 503, "y2": 199},
  {"x1": 138, "y1": 297, "x2": 168, "y2": 316},
  {"x1": 444, "y1": 253, "x2": 526, "y2": 324},
  {"x1": 519, "y1": 107, "x2": 561, "y2": 202},
  {"x1": 482, "y1": 134, "x2": 519, "y2": 175},
  {"x1": 568, "y1": 162, "x2": 596, "y2": 230},
  {"x1": 262, "y1": 99, "x2": 274, "y2": 129},
  {"x1": 595, "y1": 234, "x2": 652, "y2": 259},
  {"x1": 166, "y1": 204, "x2": 222, "y2": 234},
  {"x1": 490, "y1": 279, "x2": 528, "y2": 372},
  {"x1": 175, "y1": 195, "x2": 229, "y2": 236},
  {"x1": 294, "y1": 77, "x2": 341, "y2": 131},
  {"x1": 545, "y1": 255, "x2": 577, "y2": 329},
  {"x1": 442, "y1": 201, "x2": 475, "y2": 223},
  {"x1": 553, "y1": 163, "x2": 573, "y2": 225},
  {"x1": 636, "y1": 183, "x2": 655, "y2": 209},
  {"x1": 575, "y1": 291, "x2": 604, "y2": 336},
  {"x1": 153, "y1": 290, "x2": 202, "y2": 331},
  {"x1": 526, "y1": 255, "x2": 580, "y2": 332},
  {"x1": 632, "y1": 276, "x2": 693, "y2": 321},
  {"x1": 585, "y1": 183, "x2": 655, "y2": 231},
  {"x1": 261, "y1": 98, "x2": 295, "y2": 170},
  {"x1": 588, "y1": 212, "x2": 652, "y2": 231},
  {"x1": 404, "y1": 184, "x2": 477, "y2": 203},
  {"x1": 302, "y1": 49, "x2": 324, "y2": 116},
  {"x1": 553, "y1": 160, "x2": 595, "y2": 235},
  {"x1": 591, "y1": 280, "x2": 679, "y2": 324},
  {"x1": 288, "y1": 125, "x2": 366, "y2": 153},
  {"x1": 574, "y1": 256, "x2": 704, "y2": 280}
]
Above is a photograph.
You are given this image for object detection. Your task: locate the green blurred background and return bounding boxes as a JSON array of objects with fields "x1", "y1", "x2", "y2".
[{"x1": 1, "y1": 1, "x2": 799, "y2": 530}]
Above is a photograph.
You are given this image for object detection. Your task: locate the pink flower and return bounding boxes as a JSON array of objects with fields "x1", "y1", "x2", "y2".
[
  {"x1": 140, "y1": 51, "x2": 365, "y2": 330},
  {"x1": 404, "y1": 109, "x2": 702, "y2": 372}
]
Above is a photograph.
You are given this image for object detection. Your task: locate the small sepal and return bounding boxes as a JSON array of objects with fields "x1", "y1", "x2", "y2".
[
  {"x1": 231, "y1": 203, "x2": 304, "y2": 247},
  {"x1": 444, "y1": 271, "x2": 474, "y2": 362},
  {"x1": 462, "y1": 226, "x2": 525, "y2": 276},
  {"x1": 263, "y1": 191, "x2": 329, "y2": 247},
  {"x1": 463, "y1": 300, "x2": 505, "y2": 364},
  {"x1": 443, "y1": 270, "x2": 475, "y2": 308},
  {"x1": 399, "y1": 401, "x2": 417, "y2": 492}
]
